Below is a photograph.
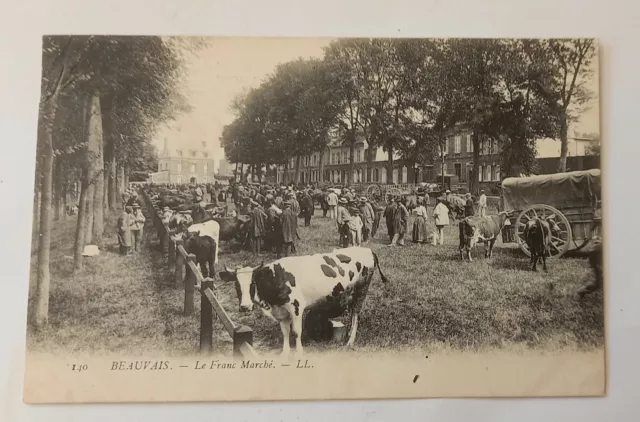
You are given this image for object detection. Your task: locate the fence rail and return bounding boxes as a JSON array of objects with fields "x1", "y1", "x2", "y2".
[{"x1": 140, "y1": 190, "x2": 257, "y2": 358}]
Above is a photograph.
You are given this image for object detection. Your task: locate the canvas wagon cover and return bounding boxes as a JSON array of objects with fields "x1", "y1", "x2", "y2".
[{"x1": 501, "y1": 169, "x2": 601, "y2": 212}]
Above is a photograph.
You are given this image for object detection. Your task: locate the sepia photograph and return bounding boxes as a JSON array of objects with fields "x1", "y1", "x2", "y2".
[{"x1": 24, "y1": 36, "x2": 604, "y2": 403}]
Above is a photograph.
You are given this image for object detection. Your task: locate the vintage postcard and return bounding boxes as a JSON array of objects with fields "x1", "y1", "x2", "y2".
[{"x1": 25, "y1": 36, "x2": 604, "y2": 403}]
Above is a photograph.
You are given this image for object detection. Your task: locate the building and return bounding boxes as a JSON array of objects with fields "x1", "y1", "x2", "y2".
[
  {"x1": 536, "y1": 155, "x2": 600, "y2": 175},
  {"x1": 436, "y1": 128, "x2": 502, "y2": 189},
  {"x1": 149, "y1": 138, "x2": 216, "y2": 184},
  {"x1": 217, "y1": 157, "x2": 234, "y2": 178},
  {"x1": 269, "y1": 127, "x2": 502, "y2": 188}
]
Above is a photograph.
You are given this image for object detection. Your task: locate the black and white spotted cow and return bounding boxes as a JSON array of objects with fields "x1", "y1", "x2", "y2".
[{"x1": 218, "y1": 246, "x2": 389, "y2": 357}]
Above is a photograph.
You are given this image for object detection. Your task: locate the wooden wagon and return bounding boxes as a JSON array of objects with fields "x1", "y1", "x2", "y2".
[{"x1": 500, "y1": 169, "x2": 602, "y2": 258}]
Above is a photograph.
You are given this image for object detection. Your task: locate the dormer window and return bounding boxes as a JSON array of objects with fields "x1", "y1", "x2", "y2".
[{"x1": 177, "y1": 150, "x2": 183, "y2": 157}]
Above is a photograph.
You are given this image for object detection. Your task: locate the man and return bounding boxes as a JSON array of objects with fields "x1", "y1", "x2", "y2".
[
  {"x1": 281, "y1": 200, "x2": 298, "y2": 257},
  {"x1": 383, "y1": 197, "x2": 398, "y2": 242},
  {"x1": 370, "y1": 196, "x2": 385, "y2": 239},
  {"x1": 249, "y1": 200, "x2": 267, "y2": 254},
  {"x1": 274, "y1": 190, "x2": 284, "y2": 209},
  {"x1": 359, "y1": 197, "x2": 374, "y2": 243},
  {"x1": 130, "y1": 203, "x2": 146, "y2": 253},
  {"x1": 391, "y1": 197, "x2": 408, "y2": 246},
  {"x1": 117, "y1": 206, "x2": 134, "y2": 256},
  {"x1": 289, "y1": 192, "x2": 301, "y2": 217},
  {"x1": 327, "y1": 189, "x2": 339, "y2": 219},
  {"x1": 300, "y1": 189, "x2": 314, "y2": 227},
  {"x1": 344, "y1": 189, "x2": 353, "y2": 203},
  {"x1": 477, "y1": 189, "x2": 487, "y2": 217},
  {"x1": 336, "y1": 197, "x2": 351, "y2": 248},
  {"x1": 464, "y1": 193, "x2": 475, "y2": 217}
]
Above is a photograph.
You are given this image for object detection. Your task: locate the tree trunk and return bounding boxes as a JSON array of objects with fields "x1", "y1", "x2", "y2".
[
  {"x1": 74, "y1": 176, "x2": 89, "y2": 271},
  {"x1": 470, "y1": 132, "x2": 481, "y2": 195},
  {"x1": 234, "y1": 163, "x2": 238, "y2": 180},
  {"x1": 62, "y1": 181, "x2": 68, "y2": 220},
  {"x1": 558, "y1": 112, "x2": 568, "y2": 172},
  {"x1": 91, "y1": 95, "x2": 105, "y2": 243},
  {"x1": 117, "y1": 161, "x2": 125, "y2": 204},
  {"x1": 441, "y1": 140, "x2": 446, "y2": 188},
  {"x1": 108, "y1": 155, "x2": 117, "y2": 210},
  {"x1": 123, "y1": 163, "x2": 129, "y2": 189},
  {"x1": 348, "y1": 131, "x2": 356, "y2": 185},
  {"x1": 283, "y1": 161, "x2": 289, "y2": 184},
  {"x1": 33, "y1": 96, "x2": 59, "y2": 329},
  {"x1": 53, "y1": 158, "x2": 62, "y2": 221},
  {"x1": 294, "y1": 156, "x2": 301, "y2": 184},
  {"x1": 239, "y1": 163, "x2": 244, "y2": 183},
  {"x1": 318, "y1": 149, "x2": 325, "y2": 186},
  {"x1": 366, "y1": 142, "x2": 375, "y2": 183},
  {"x1": 84, "y1": 183, "x2": 95, "y2": 245},
  {"x1": 386, "y1": 142, "x2": 394, "y2": 185}
]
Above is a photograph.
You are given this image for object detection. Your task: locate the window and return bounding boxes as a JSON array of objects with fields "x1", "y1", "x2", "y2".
[
  {"x1": 190, "y1": 163, "x2": 196, "y2": 173},
  {"x1": 203, "y1": 162, "x2": 208, "y2": 173},
  {"x1": 402, "y1": 166, "x2": 407, "y2": 183},
  {"x1": 177, "y1": 161, "x2": 182, "y2": 172},
  {"x1": 443, "y1": 138, "x2": 449, "y2": 155},
  {"x1": 466, "y1": 134, "x2": 473, "y2": 153},
  {"x1": 203, "y1": 152, "x2": 208, "y2": 158},
  {"x1": 343, "y1": 151, "x2": 348, "y2": 163},
  {"x1": 190, "y1": 151, "x2": 196, "y2": 157},
  {"x1": 177, "y1": 175, "x2": 182, "y2": 183},
  {"x1": 177, "y1": 150, "x2": 183, "y2": 157},
  {"x1": 494, "y1": 165, "x2": 501, "y2": 182},
  {"x1": 374, "y1": 168, "x2": 379, "y2": 182},
  {"x1": 454, "y1": 136, "x2": 461, "y2": 153},
  {"x1": 478, "y1": 165, "x2": 483, "y2": 181},
  {"x1": 486, "y1": 165, "x2": 492, "y2": 182},
  {"x1": 454, "y1": 163, "x2": 462, "y2": 179},
  {"x1": 492, "y1": 139, "x2": 499, "y2": 155}
]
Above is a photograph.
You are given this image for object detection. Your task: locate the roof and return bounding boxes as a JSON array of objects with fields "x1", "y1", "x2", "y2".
[{"x1": 501, "y1": 169, "x2": 601, "y2": 212}]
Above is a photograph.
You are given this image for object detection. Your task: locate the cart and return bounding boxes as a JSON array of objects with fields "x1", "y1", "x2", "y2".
[{"x1": 500, "y1": 169, "x2": 601, "y2": 258}]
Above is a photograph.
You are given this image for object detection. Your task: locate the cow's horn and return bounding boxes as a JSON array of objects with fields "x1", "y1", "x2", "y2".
[{"x1": 224, "y1": 264, "x2": 233, "y2": 273}]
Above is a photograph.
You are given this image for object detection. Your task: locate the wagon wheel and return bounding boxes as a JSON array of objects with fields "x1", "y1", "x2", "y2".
[
  {"x1": 515, "y1": 204, "x2": 572, "y2": 258},
  {"x1": 366, "y1": 184, "x2": 382, "y2": 201}
]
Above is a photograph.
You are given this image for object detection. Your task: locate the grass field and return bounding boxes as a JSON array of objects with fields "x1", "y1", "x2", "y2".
[{"x1": 26, "y1": 204, "x2": 604, "y2": 357}]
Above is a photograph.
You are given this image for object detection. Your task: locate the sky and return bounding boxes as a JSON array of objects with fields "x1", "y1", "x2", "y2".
[{"x1": 154, "y1": 38, "x2": 601, "y2": 169}]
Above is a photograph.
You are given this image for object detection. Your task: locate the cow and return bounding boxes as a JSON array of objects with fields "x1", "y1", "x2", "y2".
[
  {"x1": 523, "y1": 216, "x2": 561, "y2": 272},
  {"x1": 183, "y1": 230, "x2": 217, "y2": 278},
  {"x1": 218, "y1": 246, "x2": 389, "y2": 357},
  {"x1": 459, "y1": 211, "x2": 514, "y2": 261},
  {"x1": 175, "y1": 220, "x2": 221, "y2": 264},
  {"x1": 213, "y1": 215, "x2": 251, "y2": 242}
]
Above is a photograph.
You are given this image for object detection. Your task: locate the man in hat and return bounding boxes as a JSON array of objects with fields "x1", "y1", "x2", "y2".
[
  {"x1": 117, "y1": 206, "x2": 134, "y2": 255},
  {"x1": 300, "y1": 189, "x2": 314, "y2": 227},
  {"x1": 249, "y1": 200, "x2": 267, "y2": 254},
  {"x1": 383, "y1": 196, "x2": 398, "y2": 242},
  {"x1": 477, "y1": 189, "x2": 487, "y2": 217},
  {"x1": 359, "y1": 197, "x2": 374, "y2": 243},
  {"x1": 130, "y1": 203, "x2": 146, "y2": 253},
  {"x1": 288, "y1": 192, "x2": 301, "y2": 217},
  {"x1": 162, "y1": 206, "x2": 173, "y2": 225},
  {"x1": 336, "y1": 197, "x2": 351, "y2": 247},
  {"x1": 391, "y1": 196, "x2": 409, "y2": 246},
  {"x1": 126, "y1": 191, "x2": 140, "y2": 208},
  {"x1": 281, "y1": 200, "x2": 298, "y2": 257},
  {"x1": 327, "y1": 188, "x2": 338, "y2": 219},
  {"x1": 348, "y1": 208, "x2": 363, "y2": 246},
  {"x1": 464, "y1": 192, "x2": 475, "y2": 217}
]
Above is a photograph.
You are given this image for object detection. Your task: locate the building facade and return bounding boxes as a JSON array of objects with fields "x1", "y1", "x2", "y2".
[
  {"x1": 269, "y1": 128, "x2": 502, "y2": 188},
  {"x1": 437, "y1": 129, "x2": 503, "y2": 188},
  {"x1": 149, "y1": 138, "x2": 216, "y2": 184}
]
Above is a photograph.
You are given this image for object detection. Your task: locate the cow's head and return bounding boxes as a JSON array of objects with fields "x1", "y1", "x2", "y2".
[
  {"x1": 219, "y1": 263, "x2": 262, "y2": 312},
  {"x1": 544, "y1": 215, "x2": 561, "y2": 237},
  {"x1": 497, "y1": 210, "x2": 516, "y2": 228}
]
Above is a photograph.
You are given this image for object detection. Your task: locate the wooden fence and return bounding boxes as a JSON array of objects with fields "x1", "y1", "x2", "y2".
[{"x1": 140, "y1": 190, "x2": 257, "y2": 359}]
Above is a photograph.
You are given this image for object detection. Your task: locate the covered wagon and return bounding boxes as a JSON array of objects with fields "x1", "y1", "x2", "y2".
[{"x1": 500, "y1": 169, "x2": 602, "y2": 258}]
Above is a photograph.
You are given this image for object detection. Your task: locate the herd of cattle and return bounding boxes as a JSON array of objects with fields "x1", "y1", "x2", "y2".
[{"x1": 144, "y1": 184, "x2": 569, "y2": 356}]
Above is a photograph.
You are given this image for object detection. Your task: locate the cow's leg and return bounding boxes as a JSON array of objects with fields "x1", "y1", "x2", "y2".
[
  {"x1": 531, "y1": 254, "x2": 538, "y2": 271},
  {"x1": 279, "y1": 320, "x2": 291, "y2": 358},
  {"x1": 542, "y1": 252, "x2": 548, "y2": 272},
  {"x1": 290, "y1": 310, "x2": 304, "y2": 357},
  {"x1": 346, "y1": 312, "x2": 359, "y2": 347},
  {"x1": 488, "y1": 239, "x2": 496, "y2": 258},
  {"x1": 467, "y1": 248, "x2": 472, "y2": 262}
]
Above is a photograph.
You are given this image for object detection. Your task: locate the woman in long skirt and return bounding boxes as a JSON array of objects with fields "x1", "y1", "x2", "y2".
[{"x1": 412, "y1": 197, "x2": 429, "y2": 243}]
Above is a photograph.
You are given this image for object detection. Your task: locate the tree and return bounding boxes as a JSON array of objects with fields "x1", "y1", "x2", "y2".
[{"x1": 525, "y1": 39, "x2": 596, "y2": 172}]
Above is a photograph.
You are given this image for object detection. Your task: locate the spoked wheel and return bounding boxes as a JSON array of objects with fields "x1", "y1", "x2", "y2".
[
  {"x1": 366, "y1": 184, "x2": 382, "y2": 202},
  {"x1": 515, "y1": 204, "x2": 572, "y2": 258}
]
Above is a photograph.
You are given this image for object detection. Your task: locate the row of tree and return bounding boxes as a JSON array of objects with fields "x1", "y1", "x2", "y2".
[
  {"x1": 32, "y1": 36, "x2": 199, "y2": 329},
  {"x1": 221, "y1": 38, "x2": 596, "y2": 190}
]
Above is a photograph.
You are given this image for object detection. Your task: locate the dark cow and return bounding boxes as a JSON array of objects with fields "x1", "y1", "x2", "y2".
[
  {"x1": 183, "y1": 231, "x2": 217, "y2": 278},
  {"x1": 459, "y1": 211, "x2": 514, "y2": 261},
  {"x1": 523, "y1": 217, "x2": 561, "y2": 272},
  {"x1": 213, "y1": 215, "x2": 251, "y2": 242},
  {"x1": 219, "y1": 246, "x2": 389, "y2": 356}
]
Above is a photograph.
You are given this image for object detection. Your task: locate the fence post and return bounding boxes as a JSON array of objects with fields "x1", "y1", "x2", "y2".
[
  {"x1": 168, "y1": 233, "x2": 176, "y2": 272},
  {"x1": 200, "y1": 277, "x2": 214, "y2": 353},
  {"x1": 175, "y1": 239, "x2": 185, "y2": 286},
  {"x1": 233, "y1": 325, "x2": 253, "y2": 357},
  {"x1": 184, "y1": 253, "x2": 196, "y2": 315}
]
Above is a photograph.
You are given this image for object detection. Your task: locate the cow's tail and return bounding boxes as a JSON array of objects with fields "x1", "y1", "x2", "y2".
[{"x1": 372, "y1": 252, "x2": 389, "y2": 284}]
